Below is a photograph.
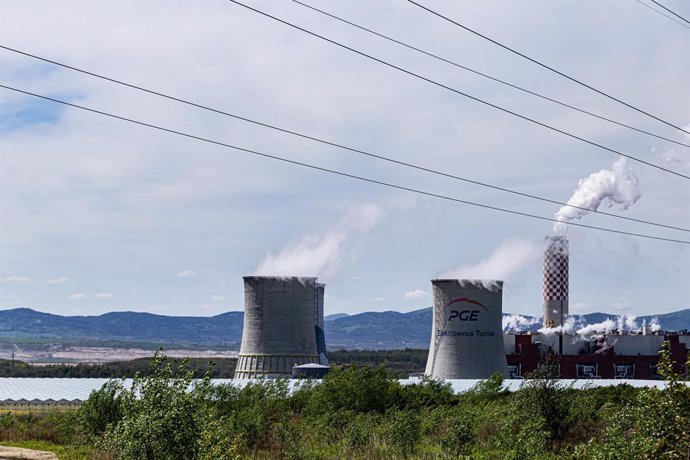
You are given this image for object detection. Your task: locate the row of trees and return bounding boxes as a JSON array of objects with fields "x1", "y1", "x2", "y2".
[{"x1": 0, "y1": 349, "x2": 429, "y2": 378}]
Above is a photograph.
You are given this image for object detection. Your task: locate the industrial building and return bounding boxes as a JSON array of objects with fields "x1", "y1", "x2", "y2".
[
  {"x1": 425, "y1": 279, "x2": 508, "y2": 379},
  {"x1": 232, "y1": 234, "x2": 686, "y2": 381},
  {"x1": 502, "y1": 235, "x2": 689, "y2": 379},
  {"x1": 504, "y1": 331, "x2": 689, "y2": 379},
  {"x1": 234, "y1": 276, "x2": 326, "y2": 379}
]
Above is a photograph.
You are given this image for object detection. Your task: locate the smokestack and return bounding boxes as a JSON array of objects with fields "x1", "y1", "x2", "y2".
[
  {"x1": 425, "y1": 279, "x2": 508, "y2": 379},
  {"x1": 234, "y1": 276, "x2": 320, "y2": 379},
  {"x1": 542, "y1": 236, "x2": 569, "y2": 329}
]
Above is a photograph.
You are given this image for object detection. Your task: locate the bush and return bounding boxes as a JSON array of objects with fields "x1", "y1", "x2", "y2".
[
  {"x1": 440, "y1": 408, "x2": 475, "y2": 456},
  {"x1": 383, "y1": 410, "x2": 421, "y2": 457},
  {"x1": 304, "y1": 366, "x2": 399, "y2": 415},
  {"x1": 99, "y1": 352, "x2": 212, "y2": 460},
  {"x1": 79, "y1": 379, "x2": 126, "y2": 438}
]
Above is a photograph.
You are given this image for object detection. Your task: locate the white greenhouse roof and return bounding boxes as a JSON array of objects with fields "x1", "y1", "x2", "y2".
[{"x1": 0, "y1": 378, "x2": 687, "y2": 403}]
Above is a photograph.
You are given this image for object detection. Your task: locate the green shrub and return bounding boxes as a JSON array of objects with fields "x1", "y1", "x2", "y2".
[
  {"x1": 383, "y1": 410, "x2": 421, "y2": 457},
  {"x1": 440, "y1": 408, "x2": 475, "y2": 456},
  {"x1": 78, "y1": 379, "x2": 126, "y2": 438},
  {"x1": 304, "y1": 366, "x2": 399, "y2": 415},
  {"x1": 344, "y1": 412, "x2": 382, "y2": 451},
  {"x1": 99, "y1": 352, "x2": 212, "y2": 460}
]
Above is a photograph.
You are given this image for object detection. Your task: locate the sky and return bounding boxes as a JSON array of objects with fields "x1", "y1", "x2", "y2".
[{"x1": 0, "y1": 0, "x2": 688, "y2": 319}]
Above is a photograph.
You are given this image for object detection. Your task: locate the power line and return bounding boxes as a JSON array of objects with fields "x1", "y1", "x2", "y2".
[
  {"x1": 2, "y1": 84, "x2": 687, "y2": 245},
  {"x1": 292, "y1": 0, "x2": 690, "y2": 148},
  {"x1": 649, "y1": 0, "x2": 690, "y2": 24},
  {"x1": 1, "y1": 48, "x2": 685, "y2": 232},
  {"x1": 406, "y1": 0, "x2": 690, "y2": 136},
  {"x1": 228, "y1": 0, "x2": 690, "y2": 180},
  {"x1": 633, "y1": 0, "x2": 690, "y2": 29}
]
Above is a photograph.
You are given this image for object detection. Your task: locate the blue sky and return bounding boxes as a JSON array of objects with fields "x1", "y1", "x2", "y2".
[{"x1": 0, "y1": 0, "x2": 688, "y2": 318}]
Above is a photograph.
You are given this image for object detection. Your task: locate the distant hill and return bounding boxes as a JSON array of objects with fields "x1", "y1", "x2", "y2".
[
  {"x1": 0, "y1": 307, "x2": 243, "y2": 346},
  {"x1": 0, "y1": 307, "x2": 687, "y2": 350},
  {"x1": 324, "y1": 313, "x2": 349, "y2": 322}
]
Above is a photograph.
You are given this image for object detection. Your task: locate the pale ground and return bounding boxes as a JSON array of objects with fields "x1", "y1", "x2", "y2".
[
  {"x1": 0, "y1": 347, "x2": 237, "y2": 365},
  {"x1": 0, "y1": 446, "x2": 58, "y2": 460}
]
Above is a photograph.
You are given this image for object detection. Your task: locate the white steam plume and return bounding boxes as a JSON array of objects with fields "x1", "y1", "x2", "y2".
[
  {"x1": 659, "y1": 122, "x2": 690, "y2": 168},
  {"x1": 253, "y1": 204, "x2": 383, "y2": 278},
  {"x1": 553, "y1": 157, "x2": 641, "y2": 233},
  {"x1": 503, "y1": 314, "x2": 540, "y2": 332},
  {"x1": 442, "y1": 239, "x2": 541, "y2": 284},
  {"x1": 575, "y1": 318, "x2": 617, "y2": 338},
  {"x1": 539, "y1": 314, "x2": 657, "y2": 341},
  {"x1": 649, "y1": 317, "x2": 661, "y2": 332},
  {"x1": 538, "y1": 316, "x2": 580, "y2": 336}
]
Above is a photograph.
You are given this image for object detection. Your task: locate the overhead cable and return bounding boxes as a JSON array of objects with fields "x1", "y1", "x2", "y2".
[
  {"x1": 650, "y1": 0, "x2": 690, "y2": 24},
  {"x1": 292, "y1": 0, "x2": 689, "y2": 148},
  {"x1": 227, "y1": 0, "x2": 690, "y2": 180},
  {"x1": 1, "y1": 84, "x2": 688, "y2": 244},
  {"x1": 1, "y1": 45, "x2": 687, "y2": 232},
  {"x1": 406, "y1": 0, "x2": 690, "y2": 136},
  {"x1": 633, "y1": 0, "x2": 690, "y2": 29}
]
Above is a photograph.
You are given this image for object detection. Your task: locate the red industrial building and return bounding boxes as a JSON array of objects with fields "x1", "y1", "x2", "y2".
[{"x1": 505, "y1": 332, "x2": 689, "y2": 379}]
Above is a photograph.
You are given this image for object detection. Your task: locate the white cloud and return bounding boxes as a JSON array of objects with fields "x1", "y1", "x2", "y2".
[
  {"x1": 67, "y1": 293, "x2": 86, "y2": 300},
  {"x1": 442, "y1": 239, "x2": 541, "y2": 281},
  {"x1": 46, "y1": 277, "x2": 69, "y2": 285},
  {"x1": 93, "y1": 292, "x2": 112, "y2": 299},
  {"x1": 0, "y1": 275, "x2": 31, "y2": 284},
  {"x1": 0, "y1": 2, "x2": 686, "y2": 318},
  {"x1": 212, "y1": 294, "x2": 228, "y2": 302},
  {"x1": 404, "y1": 289, "x2": 430, "y2": 299},
  {"x1": 177, "y1": 270, "x2": 197, "y2": 279}
]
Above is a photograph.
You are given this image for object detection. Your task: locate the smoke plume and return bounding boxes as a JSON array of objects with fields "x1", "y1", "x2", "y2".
[
  {"x1": 502, "y1": 314, "x2": 540, "y2": 332},
  {"x1": 253, "y1": 203, "x2": 383, "y2": 278},
  {"x1": 442, "y1": 239, "x2": 541, "y2": 283},
  {"x1": 659, "y1": 122, "x2": 690, "y2": 168},
  {"x1": 538, "y1": 314, "x2": 662, "y2": 341},
  {"x1": 553, "y1": 157, "x2": 641, "y2": 233}
]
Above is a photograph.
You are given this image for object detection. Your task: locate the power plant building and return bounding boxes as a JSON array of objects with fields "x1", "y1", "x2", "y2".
[
  {"x1": 234, "y1": 276, "x2": 321, "y2": 379},
  {"x1": 425, "y1": 279, "x2": 508, "y2": 379}
]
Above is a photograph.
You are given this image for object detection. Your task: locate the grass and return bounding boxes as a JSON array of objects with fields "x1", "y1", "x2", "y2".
[{"x1": 0, "y1": 440, "x2": 102, "y2": 459}]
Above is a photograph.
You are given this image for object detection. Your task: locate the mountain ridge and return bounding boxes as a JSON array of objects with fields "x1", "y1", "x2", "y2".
[{"x1": 0, "y1": 307, "x2": 687, "y2": 349}]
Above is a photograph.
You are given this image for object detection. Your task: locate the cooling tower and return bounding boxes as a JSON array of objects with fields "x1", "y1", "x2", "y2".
[
  {"x1": 315, "y1": 283, "x2": 329, "y2": 365},
  {"x1": 425, "y1": 279, "x2": 508, "y2": 379},
  {"x1": 542, "y1": 236, "x2": 569, "y2": 328},
  {"x1": 234, "y1": 276, "x2": 320, "y2": 379}
]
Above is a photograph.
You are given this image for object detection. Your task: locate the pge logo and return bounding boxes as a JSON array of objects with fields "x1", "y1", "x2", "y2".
[{"x1": 443, "y1": 298, "x2": 489, "y2": 322}]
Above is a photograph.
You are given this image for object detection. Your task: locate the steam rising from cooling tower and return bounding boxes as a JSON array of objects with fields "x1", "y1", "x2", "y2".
[
  {"x1": 542, "y1": 236, "x2": 569, "y2": 328},
  {"x1": 553, "y1": 157, "x2": 641, "y2": 233},
  {"x1": 253, "y1": 204, "x2": 382, "y2": 278},
  {"x1": 441, "y1": 239, "x2": 540, "y2": 284},
  {"x1": 235, "y1": 276, "x2": 323, "y2": 379},
  {"x1": 425, "y1": 279, "x2": 508, "y2": 379}
]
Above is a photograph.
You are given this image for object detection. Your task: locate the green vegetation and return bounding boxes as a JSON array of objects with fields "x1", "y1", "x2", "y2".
[
  {"x1": 1, "y1": 345, "x2": 688, "y2": 459},
  {"x1": 0, "y1": 349, "x2": 428, "y2": 379},
  {"x1": 0, "y1": 357, "x2": 237, "y2": 378},
  {"x1": 328, "y1": 348, "x2": 428, "y2": 377}
]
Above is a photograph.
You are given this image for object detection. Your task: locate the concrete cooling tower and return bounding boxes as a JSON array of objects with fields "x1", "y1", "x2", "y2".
[
  {"x1": 542, "y1": 236, "x2": 569, "y2": 328},
  {"x1": 234, "y1": 276, "x2": 320, "y2": 379},
  {"x1": 315, "y1": 283, "x2": 328, "y2": 365},
  {"x1": 425, "y1": 279, "x2": 508, "y2": 379}
]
